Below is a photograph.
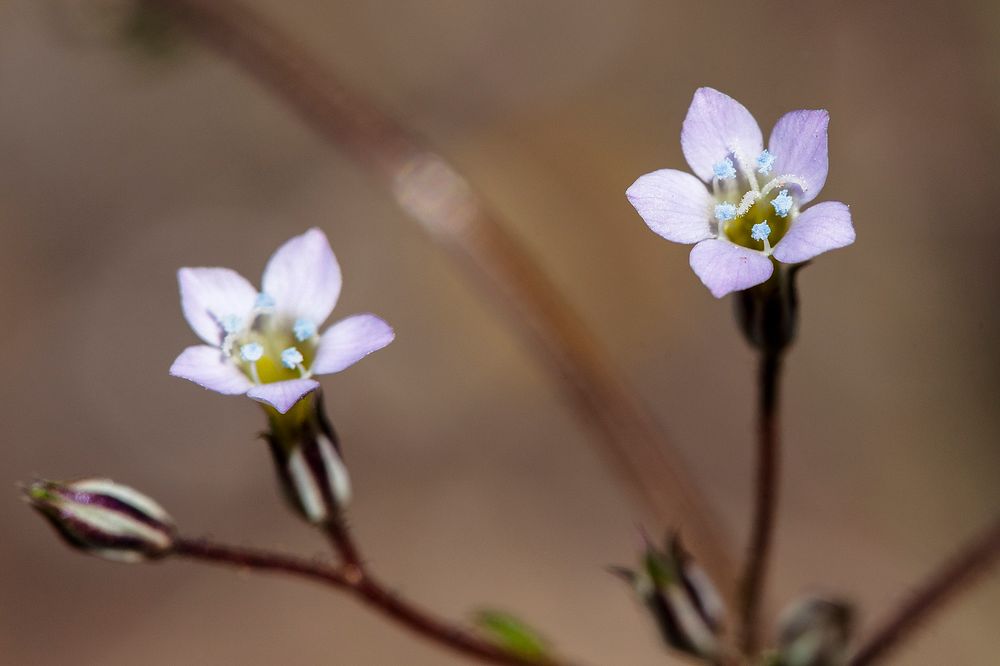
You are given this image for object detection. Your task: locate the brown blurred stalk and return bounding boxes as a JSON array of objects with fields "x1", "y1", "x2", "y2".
[
  {"x1": 849, "y1": 515, "x2": 1000, "y2": 665},
  {"x1": 140, "y1": 0, "x2": 733, "y2": 588}
]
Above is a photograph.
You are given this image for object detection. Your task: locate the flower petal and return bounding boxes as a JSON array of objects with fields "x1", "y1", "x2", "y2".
[
  {"x1": 178, "y1": 268, "x2": 258, "y2": 345},
  {"x1": 772, "y1": 201, "x2": 854, "y2": 264},
  {"x1": 312, "y1": 314, "x2": 395, "y2": 375},
  {"x1": 689, "y1": 239, "x2": 773, "y2": 298},
  {"x1": 626, "y1": 169, "x2": 714, "y2": 244},
  {"x1": 247, "y1": 379, "x2": 321, "y2": 414},
  {"x1": 261, "y1": 228, "x2": 342, "y2": 326},
  {"x1": 681, "y1": 88, "x2": 763, "y2": 182},
  {"x1": 169, "y1": 345, "x2": 253, "y2": 395},
  {"x1": 768, "y1": 110, "x2": 829, "y2": 205}
]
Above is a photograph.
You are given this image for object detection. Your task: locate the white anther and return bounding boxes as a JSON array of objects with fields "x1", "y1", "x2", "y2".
[
  {"x1": 240, "y1": 343, "x2": 263, "y2": 362},
  {"x1": 293, "y1": 318, "x2": 317, "y2": 342},
  {"x1": 280, "y1": 347, "x2": 304, "y2": 370}
]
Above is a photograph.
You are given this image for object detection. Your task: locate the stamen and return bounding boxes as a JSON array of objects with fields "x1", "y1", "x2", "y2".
[
  {"x1": 240, "y1": 342, "x2": 263, "y2": 384},
  {"x1": 280, "y1": 347, "x2": 304, "y2": 369},
  {"x1": 751, "y1": 221, "x2": 773, "y2": 255},
  {"x1": 712, "y1": 158, "x2": 737, "y2": 180},
  {"x1": 714, "y1": 202, "x2": 737, "y2": 223},
  {"x1": 293, "y1": 318, "x2": 317, "y2": 342},
  {"x1": 770, "y1": 189, "x2": 794, "y2": 218},
  {"x1": 280, "y1": 347, "x2": 310, "y2": 378},
  {"x1": 756, "y1": 149, "x2": 775, "y2": 175},
  {"x1": 255, "y1": 292, "x2": 275, "y2": 309},
  {"x1": 751, "y1": 221, "x2": 771, "y2": 242},
  {"x1": 240, "y1": 343, "x2": 263, "y2": 362},
  {"x1": 220, "y1": 315, "x2": 242, "y2": 335}
]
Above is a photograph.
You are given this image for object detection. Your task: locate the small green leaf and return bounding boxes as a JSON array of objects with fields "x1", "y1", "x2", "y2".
[{"x1": 474, "y1": 609, "x2": 550, "y2": 661}]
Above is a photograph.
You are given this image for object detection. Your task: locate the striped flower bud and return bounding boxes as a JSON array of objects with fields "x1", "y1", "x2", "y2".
[
  {"x1": 774, "y1": 596, "x2": 854, "y2": 666},
  {"x1": 25, "y1": 478, "x2": 176, "y2": 563},
  {"x1": 613, "y1": 532, "x2": 726, "y2": 662},
  {"x1": 265, "y1": 390, "x2": 351, "y2": 524}
]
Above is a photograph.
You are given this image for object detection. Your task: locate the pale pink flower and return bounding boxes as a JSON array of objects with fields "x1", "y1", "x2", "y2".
[
  {"x1": 170, "y1": 229, "x2": 394, "y2": 413},
  {"x1": 628, "y1": 88, "x2": 855, "y2": 297}
]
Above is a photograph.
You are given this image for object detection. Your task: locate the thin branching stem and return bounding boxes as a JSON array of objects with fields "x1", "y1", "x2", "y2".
[
  {"x1": 849, "y1": 515, "x2": 1000, "y2": 665},
  {"x1": 173, "y1": 536, "x2": 583, "y2": 666},
  {"x1": 738, "y1": 350, "x2": 783, "y2": 655},
  {"x1": 141, "y1": 0, "x2": 733, "y2": 590},
  {"x1": 324, "y1": 511, "x2": 364, "y2": 575}
]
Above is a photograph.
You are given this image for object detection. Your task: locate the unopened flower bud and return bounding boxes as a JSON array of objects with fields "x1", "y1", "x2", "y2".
[
  {"x1": 774, "y1": 596, "x2": 854, "y2": 666},
  {"x1": 25, "y1": 478, "x2": 176, "y2": 563},
  {"x1": 265, "y1": 390, "x2": 351, "y2": 524},
  {"x1": 613, "y1": 532, "x2": 726, "y2": 662}
]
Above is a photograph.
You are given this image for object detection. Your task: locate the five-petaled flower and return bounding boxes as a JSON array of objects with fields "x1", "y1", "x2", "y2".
[
  {"x1": 170, "y1": 228, "x2": 394, "y2": 413},
  {"x1": 627, "y1": 87, "x2": 855, "y2": 298}
]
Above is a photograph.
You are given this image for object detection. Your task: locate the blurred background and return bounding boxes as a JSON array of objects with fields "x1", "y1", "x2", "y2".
[{"x1": 2, "y1": 0, "x2": 999, "y2": 664}]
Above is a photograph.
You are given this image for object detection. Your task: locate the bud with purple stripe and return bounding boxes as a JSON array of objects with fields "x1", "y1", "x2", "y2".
[
  {"x1": 264, "y1": 390, "x2": 351, "y2": 524},
  {"x1": 772, "y1": 596, "x2": 854, "y2": 666},
  {"x1": 612, "y1": 532, "x2": 726, "y2": 662},
  {"x1": 25, "y1": 478, "x2": 176, "y2": 563}
]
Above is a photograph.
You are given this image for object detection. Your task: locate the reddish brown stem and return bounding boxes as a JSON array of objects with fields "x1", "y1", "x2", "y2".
[
  {"x1": 174, "y1": 537, "x2": 580, "y2": 666},
  {"x1": 141, "y1": 0, "x2": 733, "y2": 591},
  {"x1": 325, "y1": 511, "x2": 364, "y2": 574},
  {"x1": 738, "y1": 350, "x2": 783, "y2": 655},
  {"x1": 849, "y1": 515, "x2": 1000, "y2": 665}
]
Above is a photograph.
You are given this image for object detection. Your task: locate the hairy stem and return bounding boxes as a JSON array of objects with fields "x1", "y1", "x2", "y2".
[
  {"x1": 325, "y1": 511, "x2": 364, "y2": 575},
  {"x1": 849, "y1": 515, "x2": 1000, "y2": 665},
  {"x1": 174, "y1": 537, "x2": 581, "y2": 666},
  {"x1": 141, "y1": 0, "x2": 732, "y2": 590},
  {"x1": 738, "y1": 350, "x2": 783, "y2": 655}
]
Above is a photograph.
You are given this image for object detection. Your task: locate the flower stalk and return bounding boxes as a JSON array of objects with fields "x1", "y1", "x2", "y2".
[
  {"x1": 735, "y1": 268, "x2": 800, "y2": 656},
  {"x1": 738, "y1": 346, "x2": 784, "y2": 656},
  {"x1": 173, "y1": 536, "x2": 583, "y2": 666}
]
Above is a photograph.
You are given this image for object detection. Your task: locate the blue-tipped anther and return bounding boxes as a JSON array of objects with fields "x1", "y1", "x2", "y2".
[
  {"x1": 240, "y1": 342, "x2": 264, "y2": 362},
  {"x1": 751, "y1": 221, "x2": 772, "y2": 242},
  {"x1": 756, "y1": 149, "x2": 775, "y2": 175},
  {"x1": 712, "y1": 158, "x2": 737, "y2": 180},
  {"x1": 293, "y1": 318, "x2": 317, "y2": 341},
  {"x1": 220, "y1": 314, "x2": 243, "y2": 335},
  {"x1": 255, "y1": 292, "x2": 275, "y2": 309},
  {"x1": 771, "y1": 189, "x2": 793, "y2": 217},
  {"x1": 714, "y1": 202, "x2": 737, "y2": 222},
  {"x1": 280, "y1": 347, "x2": 304, "y2": 369}
]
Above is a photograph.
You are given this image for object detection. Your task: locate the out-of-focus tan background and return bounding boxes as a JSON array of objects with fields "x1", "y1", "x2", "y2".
[{"x1": 2, "y1": 1, "x2": 998, "y2": 664}]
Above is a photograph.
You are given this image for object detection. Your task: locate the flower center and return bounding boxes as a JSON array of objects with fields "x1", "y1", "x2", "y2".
[
  {"x1": 723, "y1": 196, "x2": 788, "y2": 251},
  {"x1": 710, "y1": 149, "x2": 808, "y2": 254},
  {"x1": 219, "y1": 300, "x2": 318, "y2": 385}
]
